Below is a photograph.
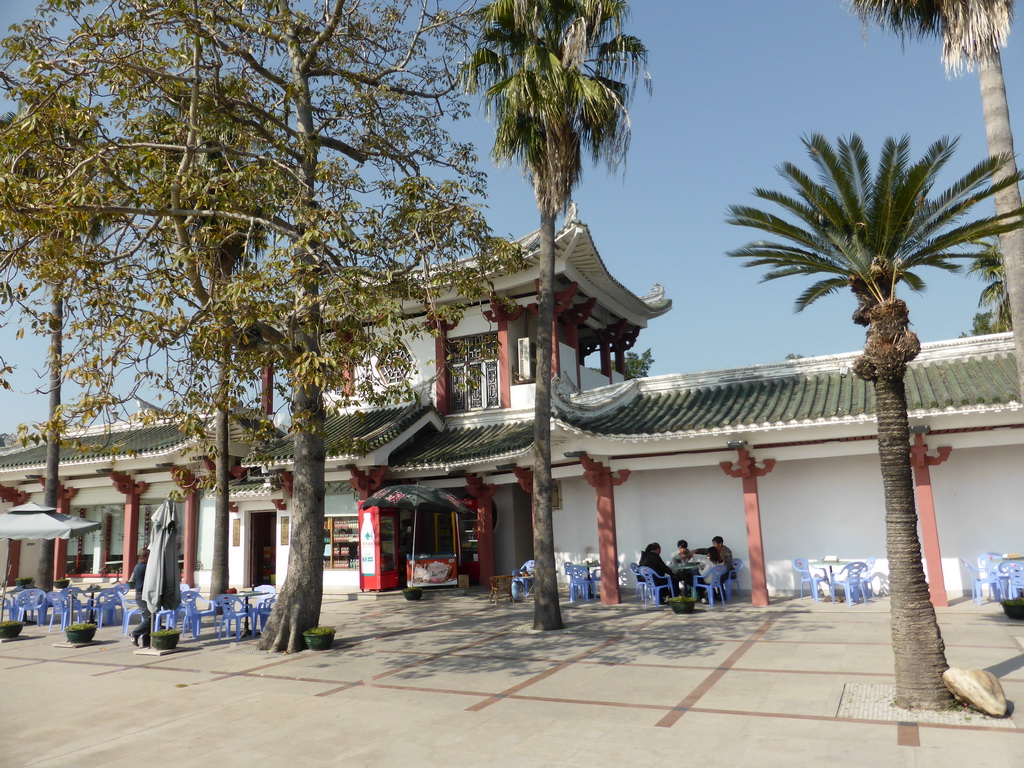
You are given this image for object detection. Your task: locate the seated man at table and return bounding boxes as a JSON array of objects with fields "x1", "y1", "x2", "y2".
[
  {"x1": 694, "y1": 536, "x2": 734, "y2": 575},
  {"x1": 639, "y1": 542, "x2": 675, "y2": 603},
  {"x1": 668, "y1": 539, "x2": 695, "y2": 588}
]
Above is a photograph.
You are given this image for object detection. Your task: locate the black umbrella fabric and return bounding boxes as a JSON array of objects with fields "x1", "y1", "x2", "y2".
[{"x1": 362, "y1": 485, "x2": 471, "y2": 515}]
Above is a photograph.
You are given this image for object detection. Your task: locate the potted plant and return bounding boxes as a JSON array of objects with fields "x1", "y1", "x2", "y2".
[
  {"x1": 667, "y1": 595, "x2": 697, "y2": 614},
  {"x1": 65, "y1": 622, "x2": 97, "y2": 644},
  {"x1": 1000, "y1": 597, "x2": 1024, "y2": 620},
  {"x1": 302, "y1": 625, "x2": 335, "y2": 651},
  {"x1": 402, "y1": 587, "x2": 423, "y2": 601},
  {"x1": 0, "y1": 620, "x2": 25, "y2": 640},
  {"x1": 53, "y1": 578, "x2": 71, "y2": 589},
  {"x1": 150, "y1": 628, "x2": 181, "y2": 650},
  {"x1": 15, "y1": 577, "x2": 33, "y2": 588}
]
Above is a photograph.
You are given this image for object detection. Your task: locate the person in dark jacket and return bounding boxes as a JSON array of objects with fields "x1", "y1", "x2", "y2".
[
  {"x1": 128, "y1": 548, "x2": 151, "y2": 648},
  {"x1": 638, "y1": 542, "x2": 675, "y2": 603}
]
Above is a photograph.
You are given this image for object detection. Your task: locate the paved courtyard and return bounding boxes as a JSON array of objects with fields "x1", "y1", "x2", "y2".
[{"x1": 1, "y1": 590, "x2": 1022, "y2": 767}]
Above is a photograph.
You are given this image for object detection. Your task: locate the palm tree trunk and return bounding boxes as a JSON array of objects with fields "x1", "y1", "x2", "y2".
[
  {"x1": 978, "y1": 50, "x2": 1024, "y2": 397},
  {"x1": 37, "y1": 293, "x2": 63, "y2": 591},
  {"x1": 874, "y1": 375, "x2": 952, "y2": 709},
  {"x1": 531, "y1": 209, "x2": 563, "y2": 631}
]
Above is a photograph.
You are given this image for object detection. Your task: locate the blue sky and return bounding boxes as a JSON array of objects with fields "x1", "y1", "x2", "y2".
[{"x1": 1, "y1": 0, "x2": 1022, "y2": 434}]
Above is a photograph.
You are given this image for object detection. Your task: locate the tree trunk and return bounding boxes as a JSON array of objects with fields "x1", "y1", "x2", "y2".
[
  {"x1": 531, "y1": 209, "x2": 564, "y2": 631},
  {"x1": 875, "y1": 376, "x2": 952, "y2": 709},
  {"x1": 209, "y1": 397, "x2": 230, "y2": 598},
  {"x1": 979, "y1": 50, "x2": 1024, "y2": 397},
  {"x1": 37, "y1": 293, "x2": 63, "y2": 591},
  {"x1": 257, "y1": 384, "x2": 325, "y2": 653}
]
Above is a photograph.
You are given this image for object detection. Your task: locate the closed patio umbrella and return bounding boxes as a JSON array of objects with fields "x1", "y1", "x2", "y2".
[
  {"x1": 141, "y1": 500, "x2": 180, "y2": 632},
  {"x1": 0, "y1": 502, "x2": 101, "y2": 622}
]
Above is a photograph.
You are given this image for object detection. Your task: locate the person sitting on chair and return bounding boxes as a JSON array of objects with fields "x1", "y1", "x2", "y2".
[
  {"x1": 639, "y1": 542, "x2": 674, "y2": 604},
  {"x1": 694, "y1": 536, "x2": 734, "y2": 574},
  {"x1": 669, "y1": 539, "x2": 695, "y2": 589}
]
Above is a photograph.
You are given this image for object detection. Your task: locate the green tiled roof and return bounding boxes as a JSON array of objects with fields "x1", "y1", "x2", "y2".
[
  {"x1": 389, "y1": 421, "x2": 535, "y2": 469},
  {"x1": 262, "y1": 404, "x2": 435, "y2": 462},
  {"x1": 0, "y1": 424, "x2": 191, "y2": 470},
  {"x1": 558, "y1": 352, "x2": 1020, "y2": 437}
]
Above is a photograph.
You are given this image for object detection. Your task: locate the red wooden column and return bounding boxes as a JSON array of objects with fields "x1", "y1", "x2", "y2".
[
  {"x1": 512, "y1": 466, "x2": 535, "y2": 527},
  {"x1": 720, "y1": 446, "x2": 775, "y2": 607},
  {"x1": 110, "y1": 472, "x2": 150, "y2": 581},
  {"x1": 560, "y1": 298, "x2": 596, "y2": 387},
  {"x1": 579, "y1": 454, "x2": 630, "y2": 605},
  {"x1": 51, "y1": 484, "x2": 79, "y2": 580},
  {"x1": 0, "y1": 485, "x2": 31, "y2": 585},
  {"x1": 427, "y1": 316, "x2": 458, "y2": 416},
  {"x1": 349, "y1": 466, "x2": 388, "y2": 501},
  {"x1": 484, "y1": 297, "x2": 524, "y2": 409},
  {"x1": 910, "y1": 432, "x2": 952, "y2": 608},
  {"x1": 171, "y1": 467, "x2": 201, "y2": 587},
  {"x1": 465, "y1": 474, "x2": 497, "y2": 583},
  {"x1": 529, "y1": 282, "x2": 579, "y2": 379}
]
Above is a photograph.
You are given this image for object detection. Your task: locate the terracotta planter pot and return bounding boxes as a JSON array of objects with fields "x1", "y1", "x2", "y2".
[
  {"x1": 303, "y1": 632, "x2": 335, "y2": 651},
  {"x1": 1001, "y1": 602, "x2": 1024, "y2": 620},
  {"x1": 65, "y1": 626, "x2": 96, "y2": 644},
  {"x1": 151, "y1": 633, "x2": 180, "y2": 651},
  {"x1": 668, "y1": 600, "x2": 696, "y2": 614}
]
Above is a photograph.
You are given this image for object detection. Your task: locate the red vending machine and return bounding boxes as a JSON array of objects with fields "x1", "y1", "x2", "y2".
[{"x1": 358, "y1": 503, "x2": 400, "y2": 592}]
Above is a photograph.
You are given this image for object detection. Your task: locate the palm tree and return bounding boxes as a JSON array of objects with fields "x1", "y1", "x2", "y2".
[
  {"x1": 848, "y1": 0, "x2": 1024, "y2": 412},
  {"x1": 967, "y1": 238, "x2": 1012, "y2": 331},
  {"x1": 727, "y1": 133, "x2": 1023, "y2": 710},
  {"x1": 464, "y1": 0, "x2": 649, "y2": 630}
]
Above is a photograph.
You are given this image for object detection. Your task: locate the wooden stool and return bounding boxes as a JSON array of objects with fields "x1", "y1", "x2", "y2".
[{"x1": 489, "y1": 574, "x2": 513, "y2": 603}]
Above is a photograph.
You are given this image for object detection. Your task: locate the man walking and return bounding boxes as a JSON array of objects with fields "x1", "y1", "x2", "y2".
[{"x1": 128, "y1": 548, "x2": 151, "y2": 647}]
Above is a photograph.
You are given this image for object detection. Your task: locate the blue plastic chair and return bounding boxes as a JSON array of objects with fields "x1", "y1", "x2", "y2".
[
  {"x1": 637, "y1": 566, "x2": 675, "y2": 607},
  {"x1": 47, "y1": 589, "x2": 87, "y2": 632},
  {"x1": 179, "y1": 591, "x2": 218, "y2": 639},
  {"x1": 793, "y1": 558, "x2": 828, "y2": 601},
  {"x1": 830, "y1": 561, "x2": 869, "y2": 607},
  {"x1": 249, "y1": 590, "x2": 276, "y2": 635},
  {"x1": 120, "y1": 591, "x2": 142, "y2": 635},
  {"x1": 511, "y1": 560, "x2": 535, "y2": 600},
  {"x1": 565, "y1": 563, "x2": 595, "y2": 602},
  {"x1": 212, "y1": 594, "x2": 247, "y2": 641},
  {"x1": 14, "y1": 588, "x2": 48, "y2": 625},
  {"x1": 962, "y1": 558, "x2": 1001, "y2": 604},
  {"x1": 999, "y1": 562, "x2": 1024, "y2": 600},
  {"x1": 92, "y1": 588, "x2": 122, "y2": 629},
  {"x1": 693, "y1": 565, "x2": 728, "y2": 606},
  {"x1": 725, "y1": 558, "x2": 744, "y2": 599},
  {"x1": 628, "y1": 562, "x2": 648, "y2": 603}
]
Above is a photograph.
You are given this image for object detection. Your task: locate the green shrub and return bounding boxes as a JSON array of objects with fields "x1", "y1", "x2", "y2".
[
  {"x1": 0, "y1": 620, "x2": 24, "y2": 628},
  {"x1": 667, "y1": 595, "x2": 696, "y2": 603},
  {"x1": 66, "y1": 623, "x2": 97, "y2": 631},
  {"x1": 1001, "y1": 598, "x2": 1024, "y2": 607},
  {"x1": 303, "y1": 625, "x2": 335, "y2": 636},
  {"x1": 151, "y1": 629, "x2": 181, "y2": 638}
]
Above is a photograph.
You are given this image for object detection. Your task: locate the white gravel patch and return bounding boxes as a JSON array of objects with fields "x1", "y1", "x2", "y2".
[{"x1": 837, "y1": 682, "x2": 1015, "y2": 727}]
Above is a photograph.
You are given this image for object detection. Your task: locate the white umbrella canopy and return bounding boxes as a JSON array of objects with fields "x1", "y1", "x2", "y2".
[
  {"x1": 0, "y1": 502, "x2": 102, "y2": 622},
  {"x1": 141, "y1": 500, "x2": 180, "y2": 621},
  {"x1": 0, "y1": 502, "x2": 101, "y2": 540}
]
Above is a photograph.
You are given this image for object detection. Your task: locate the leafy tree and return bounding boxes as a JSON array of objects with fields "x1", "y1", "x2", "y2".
[
  {"x1": 727, "y1": 133, "x2": 1023, "y2": 710},
  {"x1": 464, "y1": 0, "x2": 649, "y2": 629},
  {"x1": 624, "y1": 348, "x2": 653, "y2": 379},
  {"x1": 0, "y1": 0, "x2": 519, "y2": 651},
  {"x1": 849, "y1": 0, "x2": 1024, "y2": 410}
]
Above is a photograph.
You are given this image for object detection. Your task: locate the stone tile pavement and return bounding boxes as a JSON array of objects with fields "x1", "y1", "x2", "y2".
[{"x1": 1, "y1": 591, "x2": 1022, "y2": 767}]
